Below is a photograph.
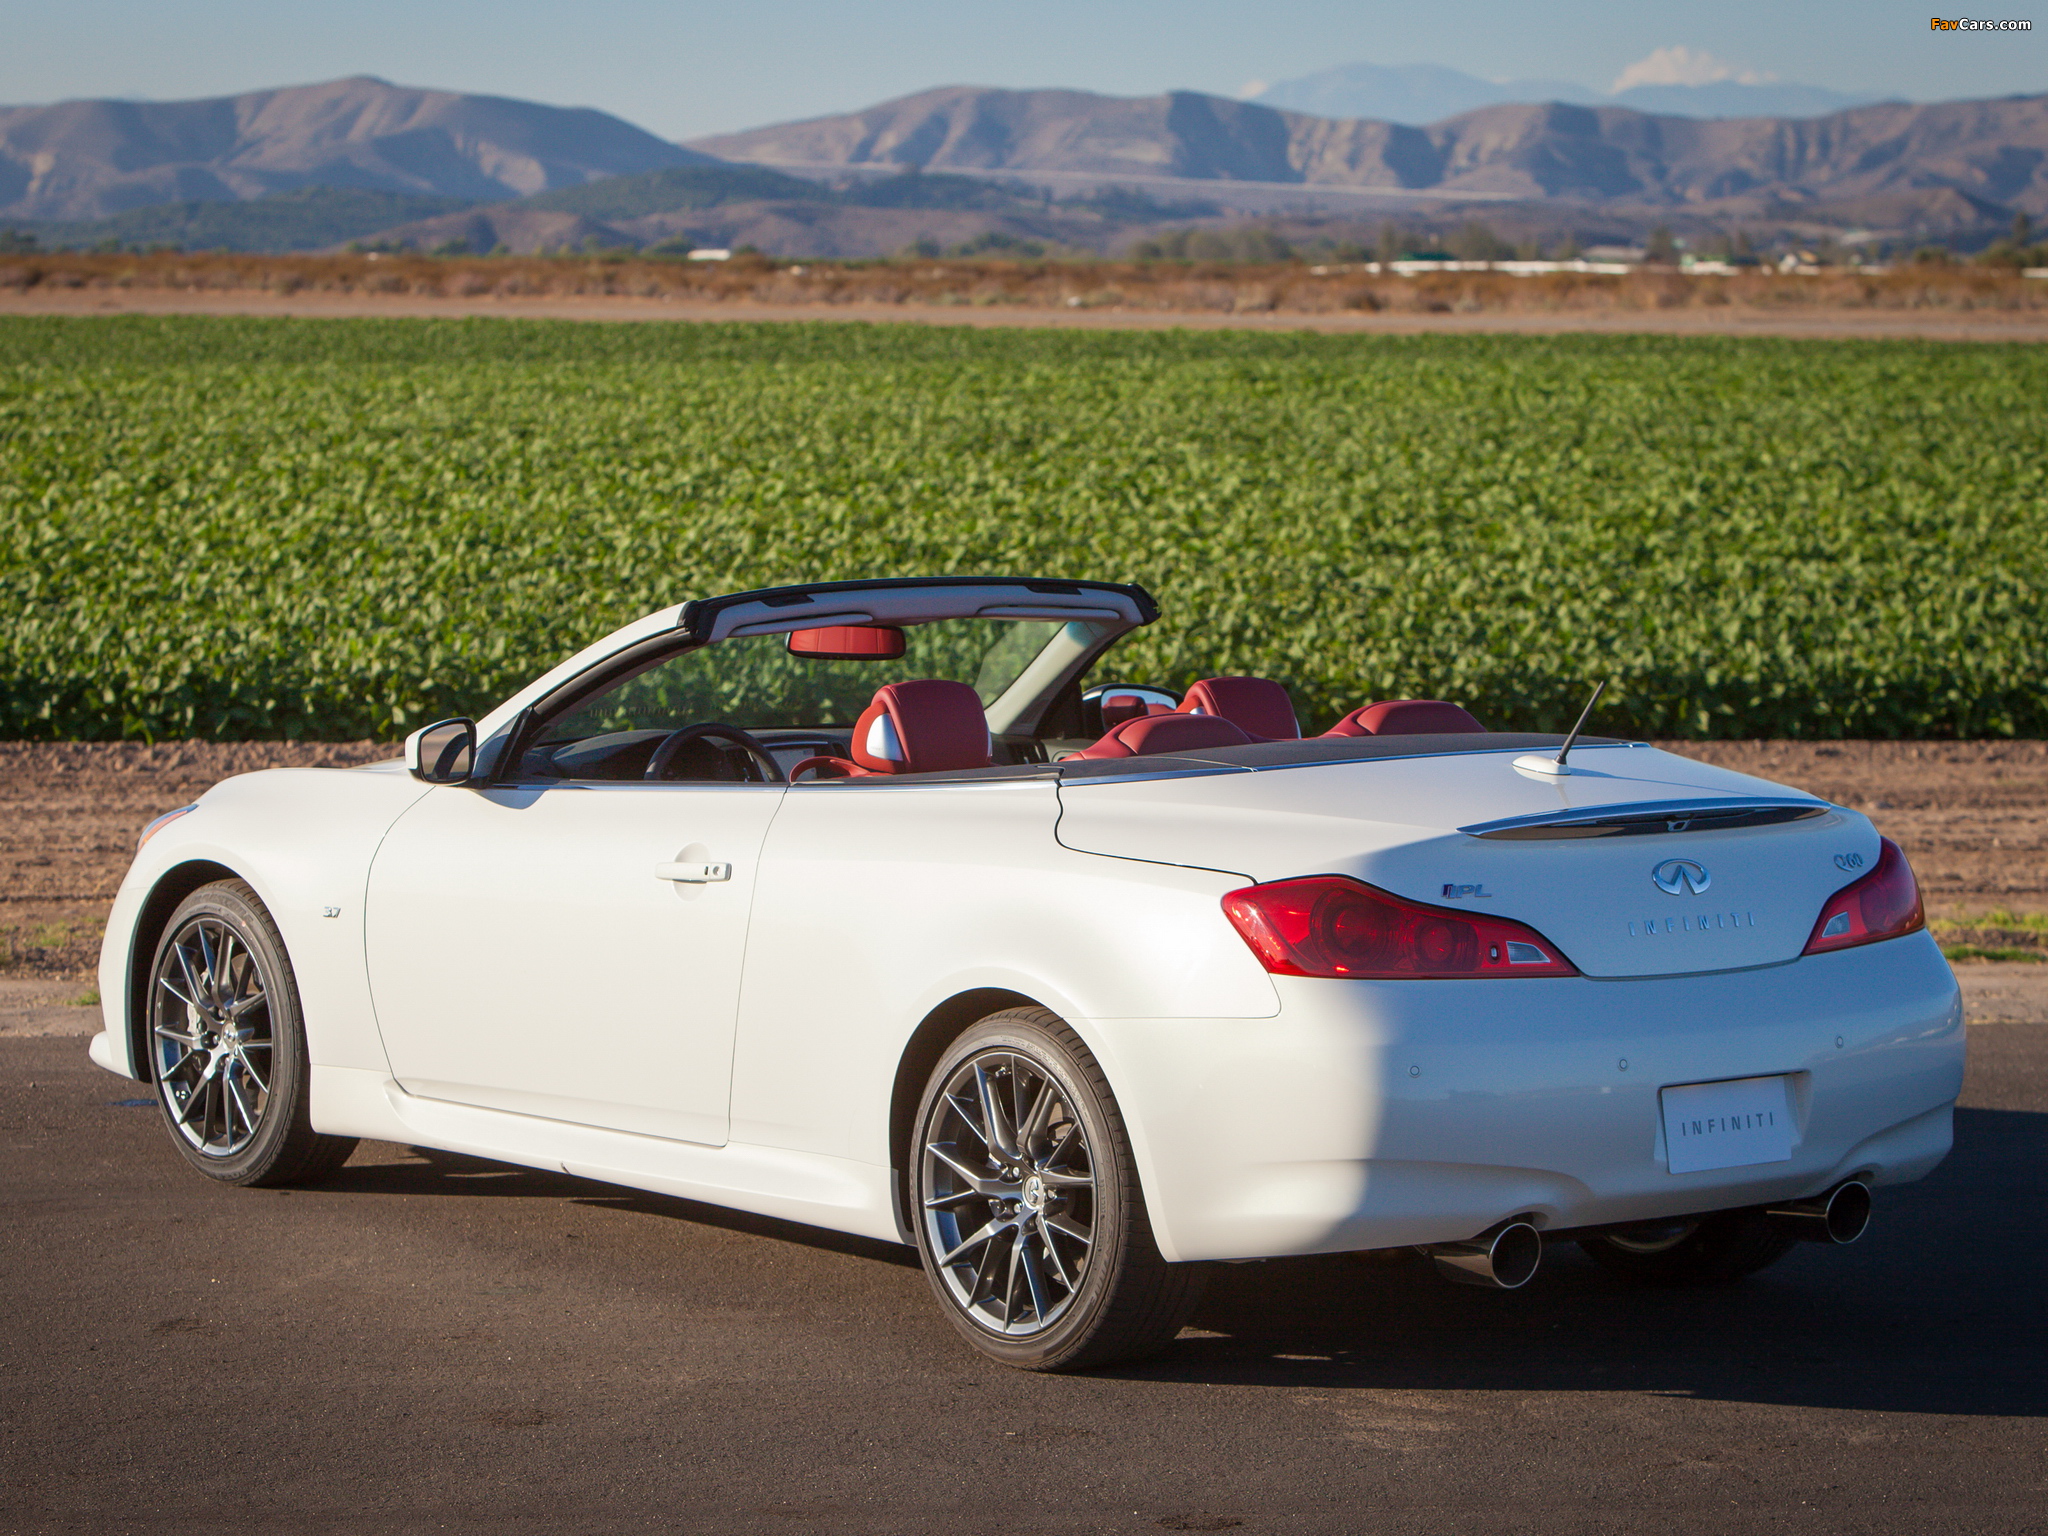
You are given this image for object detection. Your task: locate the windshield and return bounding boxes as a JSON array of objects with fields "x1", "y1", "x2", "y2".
[{"x1": 549, "y1": 618, "x2": 1070, "y2": 741}]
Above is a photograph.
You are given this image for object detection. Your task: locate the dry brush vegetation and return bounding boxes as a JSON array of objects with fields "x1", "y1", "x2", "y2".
[{"x1": 4, "y1": 250, "x2": 2047, "y2": 316}]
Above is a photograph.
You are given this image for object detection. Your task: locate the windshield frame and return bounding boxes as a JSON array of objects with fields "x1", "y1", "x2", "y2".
[
  {"x1": 676, "y1": 576, "x2": 1157, "y2": 644},
  {"x1": 485, "y1": 578, "x2": 1155, "y2": 787}
]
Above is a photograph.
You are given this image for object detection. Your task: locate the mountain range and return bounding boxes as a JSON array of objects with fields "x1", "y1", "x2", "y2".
[
  {"x1": 1248, "y1": 61, "x2": 1875, "y2": 126},
  {"x1": 689, "y1": 87, "x2": 2048, "y2": 220},
  {"x1": 4, "y1": 75, "x2": 2044, "y2": 259},
  {"x1": 0, "y1": 76, "x2": 707, "y2": 221}
]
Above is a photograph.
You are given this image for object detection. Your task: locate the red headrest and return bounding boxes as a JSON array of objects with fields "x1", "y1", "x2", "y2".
[
  {"x1": 1073, "y1": 712, "x2": 1251, "y2": 759},
  {"x1": 1181, "y1": 677, "x2": 1300, "y2": 741},
  {"x1": 1324, "y1": 699, "x2": 1488, "y2": 737},
  {"x1": 850, "y1": 680, "x2": 992, "y2": 774}
]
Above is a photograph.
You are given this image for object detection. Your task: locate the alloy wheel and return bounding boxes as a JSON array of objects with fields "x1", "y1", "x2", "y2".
[
  {"x1": 152, "y1": 915, "x2": 273, "y2": 1157},
  {"x1": 920, "y1": 1050, "x2": 1096, "y2": 1336}
]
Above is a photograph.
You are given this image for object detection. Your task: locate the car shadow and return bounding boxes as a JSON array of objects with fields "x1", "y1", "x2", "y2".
[
  {"x1": 315, "y1": 1143, "x2": 920, "y2": 1268},
  {"x1": 1112, "y1": 1105, "x2": 2048, "y2": 1418},
  {"x1": 309, "y1": 1109, "x2": 2043, "y2": 1415}
]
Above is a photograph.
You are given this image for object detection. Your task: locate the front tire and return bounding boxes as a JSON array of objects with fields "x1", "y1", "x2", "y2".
[
  {"x1": 1579, "y1": 1209, "x2": 1798, "y2": 1286},
  {"x1": 910, "y1": 1008, "x2": 1205, "y2": 1371},
  {"x1": 147, "y1": 879, "x2": 357, "y2": 1187}
]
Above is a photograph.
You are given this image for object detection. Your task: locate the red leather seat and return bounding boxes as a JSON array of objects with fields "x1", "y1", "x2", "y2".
[
  {"x1": 789, "y1": 679, "x2": 994, "y2": 779},
  {"x1": 1323, "y1": 699, "x2": 1487, "y2": 737},
  {"x1": 852, "y1": 679, "x2": 993, "y2": 774},
  {"x1": 1181, "y1": 677, "x2": 1300, "y2": 741},
  {"x1": 1072, "y1": 712, "x2": 1251, "y2": 759}
]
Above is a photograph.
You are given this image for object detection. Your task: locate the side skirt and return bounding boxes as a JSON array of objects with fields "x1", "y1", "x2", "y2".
[{"x1": 309, "y1": 1065, "x2": 904, "y2": 1245}]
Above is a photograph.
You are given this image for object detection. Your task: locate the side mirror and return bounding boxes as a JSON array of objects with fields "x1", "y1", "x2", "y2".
[
  {"x1": 405, "y1": 718, "x2": 477, "y2": 784},
  {"x1": 1080, "y1": 682, "x2": 1180, "y2": 735}
]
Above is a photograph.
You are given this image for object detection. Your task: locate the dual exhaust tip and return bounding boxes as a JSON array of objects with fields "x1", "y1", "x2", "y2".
[
  {"x1": 1766, "y1": 1178, "x2": 1873, "y2": 1246},
  {"x1": 1427, "y1": 1219, "x2": 1545, "y2": 1290},
  {"x1": 1424, "y1": 1180, "x2": 1872, "y2": 1290}
]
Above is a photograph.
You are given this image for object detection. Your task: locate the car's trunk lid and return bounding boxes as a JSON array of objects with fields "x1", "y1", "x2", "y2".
[{"x1": 1053, "y1": 743, "x2": 1872, "y2": 979}]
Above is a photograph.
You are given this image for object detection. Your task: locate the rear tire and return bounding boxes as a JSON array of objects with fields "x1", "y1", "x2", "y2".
[
  {"x1": 147, "y1": 879, "x2": 357, "y2": 1188},
  {"x1": 910, "y1": 1007, "x2": 1205, "y2": 1371},
  {"x1": 1579, "y1": 1209, "x2": 1798, "y2": 1286}
]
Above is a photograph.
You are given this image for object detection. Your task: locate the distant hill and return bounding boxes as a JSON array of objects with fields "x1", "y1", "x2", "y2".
[
  {"x1": 518, "y1": 163, "x2": 827, "y2": 218},
  {"x1": 1249, "y1": 62, "x2": 1873, "y2": 125},
  {"x1": 1252, "y1": 64, "x2": 1597, "y2": 123},
  {"x1": 0, "y1": 76, "x2": 711, "y2": 221},
  {"x1": 2, "y1": 156, "x2": 1156, "y2": 260},
  {"x1": 691, "y1": 88, "x2": 1300, "y2": 183},
  {"x1": 1607, "y1": 81, "x2": 1879, "y2": 119},
  {"x1": 691, "y1": 86, "x2": 2048, "y2": 219},
  {"x1": 15, "y1": 186, "x2": 476, "y2": 252},
  {"x1": 351, "y1": 164, "x2": 1164, "y2": 259}
]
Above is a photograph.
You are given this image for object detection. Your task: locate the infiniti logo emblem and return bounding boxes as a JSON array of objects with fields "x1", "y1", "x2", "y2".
[{"x1": 1653, "y1": 858, "x2": 1712, "y2": 896}]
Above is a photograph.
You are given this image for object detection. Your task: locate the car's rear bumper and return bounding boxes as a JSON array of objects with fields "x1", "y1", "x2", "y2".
[{"x1": 1099, "y1": 931, "x2": 1964, "y2": 1264}]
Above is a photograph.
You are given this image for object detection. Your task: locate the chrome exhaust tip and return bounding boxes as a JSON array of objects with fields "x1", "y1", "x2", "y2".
[
  {"x1": 1767, "y1": 1179, "x2": 1872, "y2": 1245},
  {"x1": 1427, "y1": 1219, "x2": 1544, "y2": 1289}
]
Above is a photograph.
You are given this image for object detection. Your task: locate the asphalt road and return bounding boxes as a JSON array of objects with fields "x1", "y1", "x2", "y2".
[{"x1": 2, "y1": 1021, "x2": 2041, "y2": 1536}]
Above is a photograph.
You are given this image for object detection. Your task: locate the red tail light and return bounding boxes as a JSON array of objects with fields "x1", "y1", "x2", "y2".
[
  {"x1": 1803, "y1": 837, "x2": 1924, "y2": 955},
  {"x1": 1221, "y1": 876, "x2": 1578, "y2": 979}
]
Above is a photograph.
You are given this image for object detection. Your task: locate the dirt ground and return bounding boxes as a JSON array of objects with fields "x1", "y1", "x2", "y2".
[
  {"x1": 2, "y1": 738, "x2": 2042, "y2": 988},
  {"x1": 8, "y1": 251, "x2": 2048, "y2": 340},
  {"x1": 0, "y1": 740, "x2": 391, "y2": 981},
  {"x1": 6, "y1": 286, "x2": 2048, "y2": 340}
]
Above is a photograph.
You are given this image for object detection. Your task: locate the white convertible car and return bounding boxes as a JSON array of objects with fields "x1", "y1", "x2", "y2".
[{"x1": 93, "y1": 577, "x2": 1964, "y2": 1369}]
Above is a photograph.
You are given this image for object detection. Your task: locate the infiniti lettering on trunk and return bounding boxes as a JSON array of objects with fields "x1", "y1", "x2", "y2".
[{"x1": 1630, "y1": 911, "x2": 1759, "y2": 937}]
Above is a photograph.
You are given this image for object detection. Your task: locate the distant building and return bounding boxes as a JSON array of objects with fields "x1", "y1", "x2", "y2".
[{"x1": 1308, "y1": 258, "x2": 1635, "y2": 276}]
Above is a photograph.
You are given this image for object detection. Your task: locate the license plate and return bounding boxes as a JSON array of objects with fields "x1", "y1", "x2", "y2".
[{"x1": 1661, "y1": 1075, "x2": 1795, "y2": 1174}]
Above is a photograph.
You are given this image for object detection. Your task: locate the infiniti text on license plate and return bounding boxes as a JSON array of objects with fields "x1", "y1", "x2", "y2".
[{"x1": 1660, "y1": 1075, "x2": 1795, "y2": 1175}]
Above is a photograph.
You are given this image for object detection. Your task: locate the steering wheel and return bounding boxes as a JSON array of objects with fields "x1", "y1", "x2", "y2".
[{"x1": 643, "y1": 723, "x2": 785, "y2": 784}]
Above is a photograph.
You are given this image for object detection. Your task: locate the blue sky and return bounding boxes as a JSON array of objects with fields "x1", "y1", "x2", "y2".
[{"x1": 4, "y1": 0, "x2": 2040, "y2": 139}]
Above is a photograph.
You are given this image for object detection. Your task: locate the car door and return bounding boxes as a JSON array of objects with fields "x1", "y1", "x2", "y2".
[{"x1": 363, "y1": 776, "x2": 783, "y2": 1146}]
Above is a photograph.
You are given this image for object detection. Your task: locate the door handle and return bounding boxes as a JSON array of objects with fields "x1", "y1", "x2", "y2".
[{"x1": 656, "y1": 861, "x2": 732, "y2": 883}]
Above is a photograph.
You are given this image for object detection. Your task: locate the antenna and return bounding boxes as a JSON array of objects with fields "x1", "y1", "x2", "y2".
[
  {"x1": 1553, "y1": 678, "x2": 1607, "y2": 769},
  {"x1": 1514, "y1": 678, "x2": 1608, "y2": 778}
]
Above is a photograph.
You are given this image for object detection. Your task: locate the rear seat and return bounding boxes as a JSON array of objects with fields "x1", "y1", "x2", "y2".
[
  {"x1": 1177, "y1": 676, "x2": 1486, "y2": 739},
  {"x1": 1181, "y1": 677, "x2": 1300, "y2": 741},
  {"x1": 1323, "y1": 700, "x2": 1487, "y2": 736},
  {"x1": 1070, "y1": 713, "x2": 1251, "y2": 759},
  {"x1": 1064, "y1": 676, "x2": 1488, "y2": 762}
]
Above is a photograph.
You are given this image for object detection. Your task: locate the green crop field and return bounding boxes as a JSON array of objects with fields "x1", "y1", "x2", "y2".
[{"x1": 1, "y1": 315, "x2": 2043, "y2": 741}]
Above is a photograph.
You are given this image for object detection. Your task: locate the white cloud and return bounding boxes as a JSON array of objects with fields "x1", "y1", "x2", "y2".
[
  {"x1": 1610, "y1": 47, "x2": 1774, "y2": 93},
  {"x1": 1236, "y1": 78, "x2": 1270, "y2": 99}
]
